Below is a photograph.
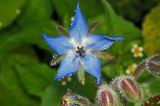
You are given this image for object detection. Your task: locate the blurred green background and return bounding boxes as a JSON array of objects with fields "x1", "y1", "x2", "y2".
[{"x1": 0, "y1": 0, "x2": 160, "y2": 106}]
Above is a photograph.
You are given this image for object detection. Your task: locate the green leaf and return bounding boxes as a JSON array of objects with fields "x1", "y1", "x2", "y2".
[
  {"x1": 14, "y1": 62, "x2": 54, "y2": 97},
  {"x1": 0, "y1": 45, "x2": 47, "y2": 105},
  {"x1": 68, "y1": 76, "x2": 97, "y2": 101},
  {"x1": 41, "y1": 76, "x2": 97, "y2": 106},
  {"x1": 6, "y1": 46, "x2": 54, "y2": 97},
  {"x1": 41, "y1": 83, "x2": 63, "y2": 106},
  {"x1": 0, "y1": 21, "x2": 58, "y2": 52},
  {"x1": 107, "y1": 0, "x2": 160, "y2": 23},
  {"x1": 0, "y1": 61, "x2": 39, "y2": 106},
  {"x1": 0, "y1": 0, "x2": 25, "y2": 30},
  {"x1": 13, "y1": 21, "x2": 58, "y2": 50},
  {"x1": 91, "y1": 1, "x2": 141, "y2": 57},
  {"x1": 141, "y1": 78, "x2": 160, "y2": 99},
  {"x1": 142, "y1": 3, "x2": 160, "y2": 56},
  {"x1": 101, "y1": 0, "x2": 140, "y2": 38},
  {"x1": 18, "y1": 0, "x2": 53, "y2": 27}
]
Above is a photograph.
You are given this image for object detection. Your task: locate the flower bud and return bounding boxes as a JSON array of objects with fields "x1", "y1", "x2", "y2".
[
  {"x1": 142, "y1": 94, "x2": 160, "y2": 106},
  {"x1": 60, "y1": 94, "x2": 76, "y2": 106},
  {"x1": 145, "y1": 55, "x2": 160, "y2": 76},
  {"x1": 60, "y1": 90, "x2": 91, "y2": 106},
  {"x1": 97, "y1": 84, "x2": 120, "y2": 106},
  {"x1": 118, "y1": 76, "x2": 142, "y2": 102}
]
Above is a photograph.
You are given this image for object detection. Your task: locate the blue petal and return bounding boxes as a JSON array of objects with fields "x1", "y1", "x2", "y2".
[
  {"x1": 69, "y1": 3, "x2": 88, "y2": 42},
  {"x1": 42, "y1": 33, "x2": 73, "y2": 55},
  {"x1": 80, "y1": 53, "x2": 101, "y2": 84},
  {"x1": 87, "y1": 34, "x2": 124, "y2": 51},
  {"x1": 55, "y1": 52, "x2": 79, "y2": 80}
]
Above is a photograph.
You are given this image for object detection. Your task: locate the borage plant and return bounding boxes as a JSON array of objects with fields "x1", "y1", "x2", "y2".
[{"x1": 43, "y1": 3, "x2": 160, "y2": 106}]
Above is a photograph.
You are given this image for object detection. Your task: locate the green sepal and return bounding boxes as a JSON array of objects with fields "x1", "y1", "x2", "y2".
[
  {"x1": 87, "y1": 21, "x2": 98, "y2": 35},
  {"x1": 77, "y1": 63, "x2": 85, "y2": 85},
  {"x1": 50, "y1": 55, "x2": 65, "y2": 66},
  {"x1": 94, "y1": 51, "x2": 114, "y2": 60},
  {"x1": 57, "y1": 26, "x2": 68, "y2": 37}
]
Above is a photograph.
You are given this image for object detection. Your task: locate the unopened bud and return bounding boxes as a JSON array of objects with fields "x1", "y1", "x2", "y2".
[
  {"x1": 97, "y1": 84, "x2": 120, "y2": 106},
  {"x1": 60, "y1": 90, "x2": 91, "y2": 106},
  {"x1": 142, "y1": 94, "x2": 160, "y2": 106},
  {"x1": 118, "y1": 76, "x2": 143, "y2": 102},
  {"x1": 145, "y1": 54, "x2": 160, "y2": 76}
]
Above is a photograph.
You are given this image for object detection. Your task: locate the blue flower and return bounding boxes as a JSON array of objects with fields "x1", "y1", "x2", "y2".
[{"x1": 43, "y1": 3, "x2": 124, "y2": 84}]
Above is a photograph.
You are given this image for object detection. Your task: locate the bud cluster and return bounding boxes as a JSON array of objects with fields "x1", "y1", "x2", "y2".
[
  {"x1": 97, "y1": 76, "x2": 143, "y2": 106},
  {"x1": 60, "y1": 54, "x2": 160, "y2": 106}
]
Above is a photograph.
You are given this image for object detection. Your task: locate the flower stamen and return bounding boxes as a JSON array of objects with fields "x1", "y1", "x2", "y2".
[{"x1": 75, "y1": 46, "x2": 86, "y2": 57}]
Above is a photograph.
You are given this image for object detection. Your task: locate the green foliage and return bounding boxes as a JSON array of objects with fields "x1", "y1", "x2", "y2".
[
  {"x1": 41, "y1": 84, "x2": 61, "y2": 106},
  {"x1": 101, "y1": 0, "x2": 140, "y2": 36},
  {"x1": 107, "y1": 0, "x2": 160, "y2": 23},
  {"x1": 52, "y1": 0, "x2": 104, "y2": 21},
  {"x1": 0, "y1": 48, "x2": 39, "y2": 106},
  {"x1": 18, "y1": 0, "x2": 53, "y2": 27},
  {"x1": 15, "y1": 62, "x2": 53, "y2": 97},
  {"x1": 142, "y1": 3, "x2": 160, "y2": 56},
  {"x1": 41, "y1": 76, "x2": 97, "y2": 106},
  {"x1": 96, "y1": 0, "x2": 142, "y2": 79},
  {"x1": 0, "y1": 21, "x2": 58, "y2": 51},
  {"x1": 0, "y1": 0, "x2": 160, "y2": 106},
  {"x1": 0, "y1": 67, "x2": 39, "y2": 106},
  {"x1": 0, "y1": 0, "x2": 59, "y2": 105},
  {"x1": 0, "y1": 0, "x2": 25, "y2": 30}
]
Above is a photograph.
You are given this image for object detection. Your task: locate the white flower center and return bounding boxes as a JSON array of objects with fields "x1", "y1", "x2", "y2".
[{"x1": 70, "y1": 38, "x2": 88, "y2": 57}]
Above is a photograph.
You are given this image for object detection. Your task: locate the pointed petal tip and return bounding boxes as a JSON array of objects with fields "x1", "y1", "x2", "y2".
[
  {"x1": 54, "y1": 76, "x2": 60, "y2": 80},
  {"x1": 42, "y1": 33, "x2": 47, "y2": 39},
  {"x1": 54, "y1": 74, "x2": 67, "y2": 80},
  {"x1": 75, "y1": 2, "x2": 82, "y2": 14},
  {"x1": 70, "y1": 3, "x2": 81, "y2": 27},
  {"x1": 42, "y1": 32, "x2": 46, "y2": 36},
  {"x1": 76, "y1": 2, "x2": 80, "y2": 10},
  {"x1": 54, "y1": 72, "x2": 76, "y2": 81},
  {"x1": 118, "y1": 36, "x2": 124, "y2": 40},
  {"x1": 113, "y1": 36, "x2": 124, "y2": 41},
  {"x1": 97, "y1": 74, "x2": 102, "y2": 85}
]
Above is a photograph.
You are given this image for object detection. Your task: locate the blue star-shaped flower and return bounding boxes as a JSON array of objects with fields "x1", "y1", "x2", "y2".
[{"x1": 43, "y1": 3, "x2": 124, "y2": 84}]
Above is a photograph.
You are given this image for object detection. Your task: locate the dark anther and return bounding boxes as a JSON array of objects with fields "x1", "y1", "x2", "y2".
[{"x1": 76, "y1": 46, "x2": 85, "y2": 57}]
